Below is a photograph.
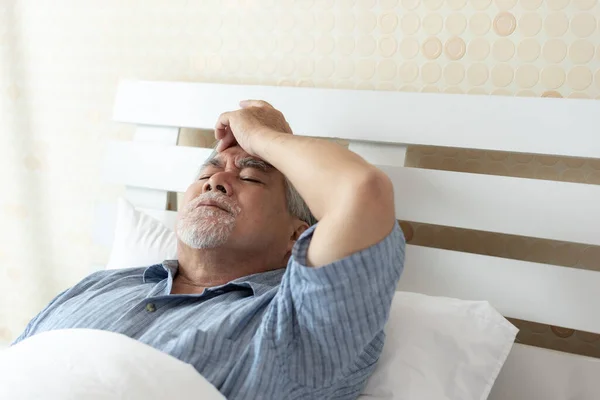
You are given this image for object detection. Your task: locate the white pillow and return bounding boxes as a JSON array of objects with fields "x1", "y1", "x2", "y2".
[
  {"x1": 360, "y1": 292, "x2": 518, "y2": 400},
  {"x1": 106, "y1": 197, "x2": 177, "y2": 269},
  {"x1": 108, "y1": 198, "x2": 518, "y2": 399},
  {"x1": 0, "y1": 329, "x2": 225, "y2": 400}
]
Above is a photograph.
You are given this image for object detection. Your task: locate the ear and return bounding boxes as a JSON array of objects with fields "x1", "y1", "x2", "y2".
[{"x1": 286, "y1": 219, "x2": 310, "y2": 254}]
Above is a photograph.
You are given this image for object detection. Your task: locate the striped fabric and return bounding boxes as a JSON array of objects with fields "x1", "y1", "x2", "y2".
[{"x1": 13, "y1": 222, "x2": 405, "y2": 400}]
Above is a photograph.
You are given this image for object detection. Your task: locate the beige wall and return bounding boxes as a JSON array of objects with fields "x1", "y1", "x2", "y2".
[{"x1": 1, "y1": 0, "x2": 599, "y2": 354}]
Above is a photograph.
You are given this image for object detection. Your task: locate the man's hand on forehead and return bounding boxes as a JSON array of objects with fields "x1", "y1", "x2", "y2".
[{"x1": 214, "y1": 100, "x2": 292, "y2": 156}]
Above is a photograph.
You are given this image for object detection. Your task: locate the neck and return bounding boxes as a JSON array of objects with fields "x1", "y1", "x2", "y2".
[{"x1": 173, "y1": 240, "x2": 285, "y2": 294}]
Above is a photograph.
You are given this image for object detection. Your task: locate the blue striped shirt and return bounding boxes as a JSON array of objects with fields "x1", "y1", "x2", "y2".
[{"x1": 13, "y1": 223, "x2": 405, "y2": 400}]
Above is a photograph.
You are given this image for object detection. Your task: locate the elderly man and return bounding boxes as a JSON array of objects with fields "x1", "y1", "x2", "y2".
[{"x1": 13, "y1": 101, "x2": 405, "y2": 399}]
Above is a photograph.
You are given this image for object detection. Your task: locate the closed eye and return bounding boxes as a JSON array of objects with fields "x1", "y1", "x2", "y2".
[
  {"x1": 198, "y1": 176, "x2": 211, "y2": 180},
  {"x1": 241, "y1": 177, "x2": 262, "y2": 184}
]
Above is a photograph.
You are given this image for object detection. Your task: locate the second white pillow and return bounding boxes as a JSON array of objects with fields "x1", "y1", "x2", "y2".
[{"x1": 361, "y1": 292, "x2": 518, "y2": 400}]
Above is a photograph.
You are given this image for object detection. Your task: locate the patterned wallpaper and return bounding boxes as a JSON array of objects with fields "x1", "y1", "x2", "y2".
[{"x1": 1, "y1": 0, "x2": 599, "y2": 357}]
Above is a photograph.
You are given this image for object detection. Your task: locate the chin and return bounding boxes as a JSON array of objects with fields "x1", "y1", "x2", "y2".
[{"x1": 176, "y1": 220, "x2": 235, "y2": 249}]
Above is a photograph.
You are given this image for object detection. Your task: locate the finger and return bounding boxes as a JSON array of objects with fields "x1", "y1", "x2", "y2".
[
  {"x1": 216, "y1": 134, "x2": 237, "y2": 152},
  {"x1": 216, "y1": 140, "x2": 228, "y2": 152},
  {"x1": 240, "y1": 100, "x2": 273, "y2": 109},
  {"x1": 215, "y1": 111, "x2": 231, "y2": 131},
  {"x1": 214, "y1": 112, "x2": 232, "y2": 140},
  {"x1": 216, "y1": 127, "x2": 237, "y2": 152}
]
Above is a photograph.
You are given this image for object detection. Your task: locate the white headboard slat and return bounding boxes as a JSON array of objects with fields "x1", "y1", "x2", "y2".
[
  {"x1": 124, "y1": 187, "x2": 171, "y2": 210},
  {"x1": 489, "y1": 343, "x2": 600, "y2": 400},
  {"x1": 402, "y1": 245, "x2": 600, "y2": 334},
  {"x1": 113, "y1": 80, "x2": 600, "y2": 159},
  {"x1": 103, "y1": 141, "x2": 213, "y2": 193},
  {"x1": 384, "y1": 166, "x2": 600, "y2": 246},
  {"x1": 124, "y1": 124, "x2": 180, "y2": 209},
  {"x1": 348, "y1": 141, "x2": 407, "y2": 166},
  {"x1": 132, "y1": 125, "x2": 180, "y2": 143}
]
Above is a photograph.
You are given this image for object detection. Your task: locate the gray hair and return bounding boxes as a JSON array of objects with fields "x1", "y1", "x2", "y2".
[
  {"x1": 200, "y1": 149, "x2": 317, "y2": 227},
  {"x1": 283, "y1": 177, "x2": 317, "y2": 227}
]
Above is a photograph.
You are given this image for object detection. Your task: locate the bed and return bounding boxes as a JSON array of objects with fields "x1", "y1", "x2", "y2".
[{"x1": 94, "y1": 80, "x2": 600, "y2": 399}]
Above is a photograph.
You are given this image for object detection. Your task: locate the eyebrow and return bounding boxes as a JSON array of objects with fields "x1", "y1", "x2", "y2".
[
  {"x1": 237, "y1": 157, "x2": 273, "y2": 172},
  {"x1": 200, "y1": 156, "x2": 274, "y2": 172},
  {"x1": 202, "y1": 157, "x2": 223, "y2": 169}
]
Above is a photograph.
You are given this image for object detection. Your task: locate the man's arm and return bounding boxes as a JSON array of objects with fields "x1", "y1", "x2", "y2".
[
  {"x1": 215, "y1": 101, "x2": 396, "y2": 267},
  {"x1": 256, "y1": 132, "x2": 396, "y2": 267},
  {"x1": 263, "y1": 218, "x2": 405, "y2": 388},
  {"x1": 216, "y1": 102, "x2": 405, "y2": 388},
  {"x1": 11, "y1": 288, "x2": 70, "y2": 345},
  {"x1": 11, "y1": 269, "x2": 121, "y2": 345}
]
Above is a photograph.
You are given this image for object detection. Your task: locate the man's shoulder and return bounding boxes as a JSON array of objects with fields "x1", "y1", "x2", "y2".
[
  {"x1": 74, "y1": 266, "x2": 150, "y2": 290},
  {"x1": 89, "y1": 266, "x2": 149, "y2": 279}
]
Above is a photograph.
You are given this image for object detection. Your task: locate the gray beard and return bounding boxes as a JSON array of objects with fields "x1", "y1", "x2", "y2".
[{"x1": 176, "y1": 194, "x2": 240, "y2": 249}]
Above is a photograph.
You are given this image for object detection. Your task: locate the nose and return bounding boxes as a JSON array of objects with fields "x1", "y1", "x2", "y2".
[{"x1": 202, "y1": 173, "x2": 232, "y2": 196}]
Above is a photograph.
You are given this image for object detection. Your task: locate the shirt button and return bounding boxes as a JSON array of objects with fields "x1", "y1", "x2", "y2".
[{"x1": 146, "y1": 303, "x2": 156, "y2": 312}]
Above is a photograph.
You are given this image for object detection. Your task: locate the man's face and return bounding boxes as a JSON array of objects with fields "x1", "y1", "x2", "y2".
[{"x1": 176, "y1": 146, "x2": 296, "y2": 258}]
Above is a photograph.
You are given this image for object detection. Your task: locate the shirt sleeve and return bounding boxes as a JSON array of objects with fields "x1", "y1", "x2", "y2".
[
  {"x1": 264, "y1": 221, "x2": 405, "y2": 388},
  {"x1": 10, "y1": 288, "x2": 71, "y2": 346},
  {"x1": 10, "y1": 269, "x2": 119, "y2": 346}
]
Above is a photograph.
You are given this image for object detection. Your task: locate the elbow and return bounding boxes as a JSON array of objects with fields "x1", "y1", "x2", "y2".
[
  {"x1": 339, "y1": 168, "x2": 397, "y2": 243},
  {"x1": 361, "y1": 168, "x2": 394, "y2": 197},
  {"x1": 347, "y1": 168, "x2": 395, "y2": 216}
]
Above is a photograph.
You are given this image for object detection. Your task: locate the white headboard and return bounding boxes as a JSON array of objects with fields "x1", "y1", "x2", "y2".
[{"x1": 99, "y1": 79, "x2": 600, "y2": 337}]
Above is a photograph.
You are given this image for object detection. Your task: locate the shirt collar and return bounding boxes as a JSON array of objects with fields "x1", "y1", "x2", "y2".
[
  {"x1": 228, "y1": 268, "x2": 286, "y2": 296},
  {"x1": 142, "y1": 260, "x2": 285, "y2": 296},
  {"x1": 142, "y1": 261, "x2": 175, "y2": 283}
]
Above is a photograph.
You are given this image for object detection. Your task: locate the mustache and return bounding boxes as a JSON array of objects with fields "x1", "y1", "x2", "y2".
[{"x1": 185, "y1": 192, "x2": 239, "y2": 215}]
